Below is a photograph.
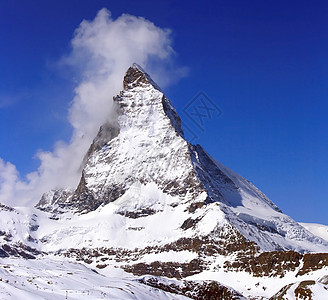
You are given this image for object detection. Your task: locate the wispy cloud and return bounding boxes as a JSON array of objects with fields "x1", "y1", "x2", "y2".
[{"x1": 0, "y1": 8, "x2": 185, "y2": 206}]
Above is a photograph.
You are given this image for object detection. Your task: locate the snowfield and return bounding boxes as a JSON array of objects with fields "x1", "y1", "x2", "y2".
[
  {"x1": 0, "y1": 258, "x2": 189, "y2": 300},
  {"x1": 0, "y1": 253, "x2": 327, "y2": 299},
  {"x1": 299, "y1": 222, "x2": 328, "y2": 242}
]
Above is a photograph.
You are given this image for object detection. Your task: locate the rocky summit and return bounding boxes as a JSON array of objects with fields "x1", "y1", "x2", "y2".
[{"x1": 1, "y1": 64, "x2": 328, "y2": 299}]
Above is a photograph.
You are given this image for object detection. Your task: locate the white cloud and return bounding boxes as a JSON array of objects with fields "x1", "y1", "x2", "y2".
[
  {"x1": 0, "y1": 8, "x2": 185, "y2": 206},
  {"x1": 0, "y1": 159, "x2": 19, "y2": 203}
]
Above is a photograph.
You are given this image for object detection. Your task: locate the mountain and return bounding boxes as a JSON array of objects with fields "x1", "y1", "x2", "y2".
[
  {"x1": 1, "y1": 64, "x2": 328, "y2": 299},
  {"x1": 36, "y1": 64, "x2": 328, "y2": 252}
]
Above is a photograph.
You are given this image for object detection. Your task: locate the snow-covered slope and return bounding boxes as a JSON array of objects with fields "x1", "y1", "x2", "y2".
[
  {"x1": 271, "y1": 279, "x2": 328, "y2": 300},
  {"x1": 0, "y1": 204, "x2": 40, "y2": 259},
  {"x1": 300, "y1": 222, "x2": 328, "y2": 242},
  {"x1": 0, "y1": 257, "x2": 191, "y2": 300}
]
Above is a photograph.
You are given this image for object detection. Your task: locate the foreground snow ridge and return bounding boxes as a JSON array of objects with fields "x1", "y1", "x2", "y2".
[
  {"x1": 0, "y1": 258, "x2": 190, "y2": 300},
  {"x1": 1, "y1": 64, "x2": 328, "y2": 299}
]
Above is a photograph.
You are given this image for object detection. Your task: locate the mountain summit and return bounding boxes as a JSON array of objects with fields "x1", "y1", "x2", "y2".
[{"x1": 2, "y1": 64, "x2": 327, "y2": 299}]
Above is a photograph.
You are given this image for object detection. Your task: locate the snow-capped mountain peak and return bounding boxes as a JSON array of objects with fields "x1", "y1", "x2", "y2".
[
  {"x1": 35, "y1": 64, "x2": 328, "y2": 255},
  {"x1": 123, "y1": 63, "x2": 162, "y2": 92},
  {"x1": 2, "y1": 64, "x2": 328, "y2": 299}
]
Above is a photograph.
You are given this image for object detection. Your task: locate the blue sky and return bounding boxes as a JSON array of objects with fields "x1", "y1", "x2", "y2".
[{"x1": 0, "y1": 0, "x2": 327, "y2": 224}]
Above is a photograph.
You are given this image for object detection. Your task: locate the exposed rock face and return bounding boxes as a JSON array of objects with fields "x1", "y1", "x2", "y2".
[
  {"x1": 0, "y1": 243, "x2": 40, "y2": 259},
  {"x1": 82, "y1": 121, "x2": 120, "y2": 168},
  {"x1": 36, "y1": 189, "x2": 73, "y2": 214},
  {"x1": 139, "y1": 277, "x2": 246, "y2": 300},
  {"x1": 271, "y1": 280, "x2": 328, "y2": 300}
]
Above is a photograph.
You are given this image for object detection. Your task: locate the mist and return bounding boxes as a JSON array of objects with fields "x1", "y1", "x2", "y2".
[{"x1": 0, "y1": 8, "x2": 185, "y2": 206}]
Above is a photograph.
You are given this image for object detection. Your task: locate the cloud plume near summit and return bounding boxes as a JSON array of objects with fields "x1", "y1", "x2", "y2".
[{"x1": 0, "y1": 8, "x2": 186, "y2": 206}]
